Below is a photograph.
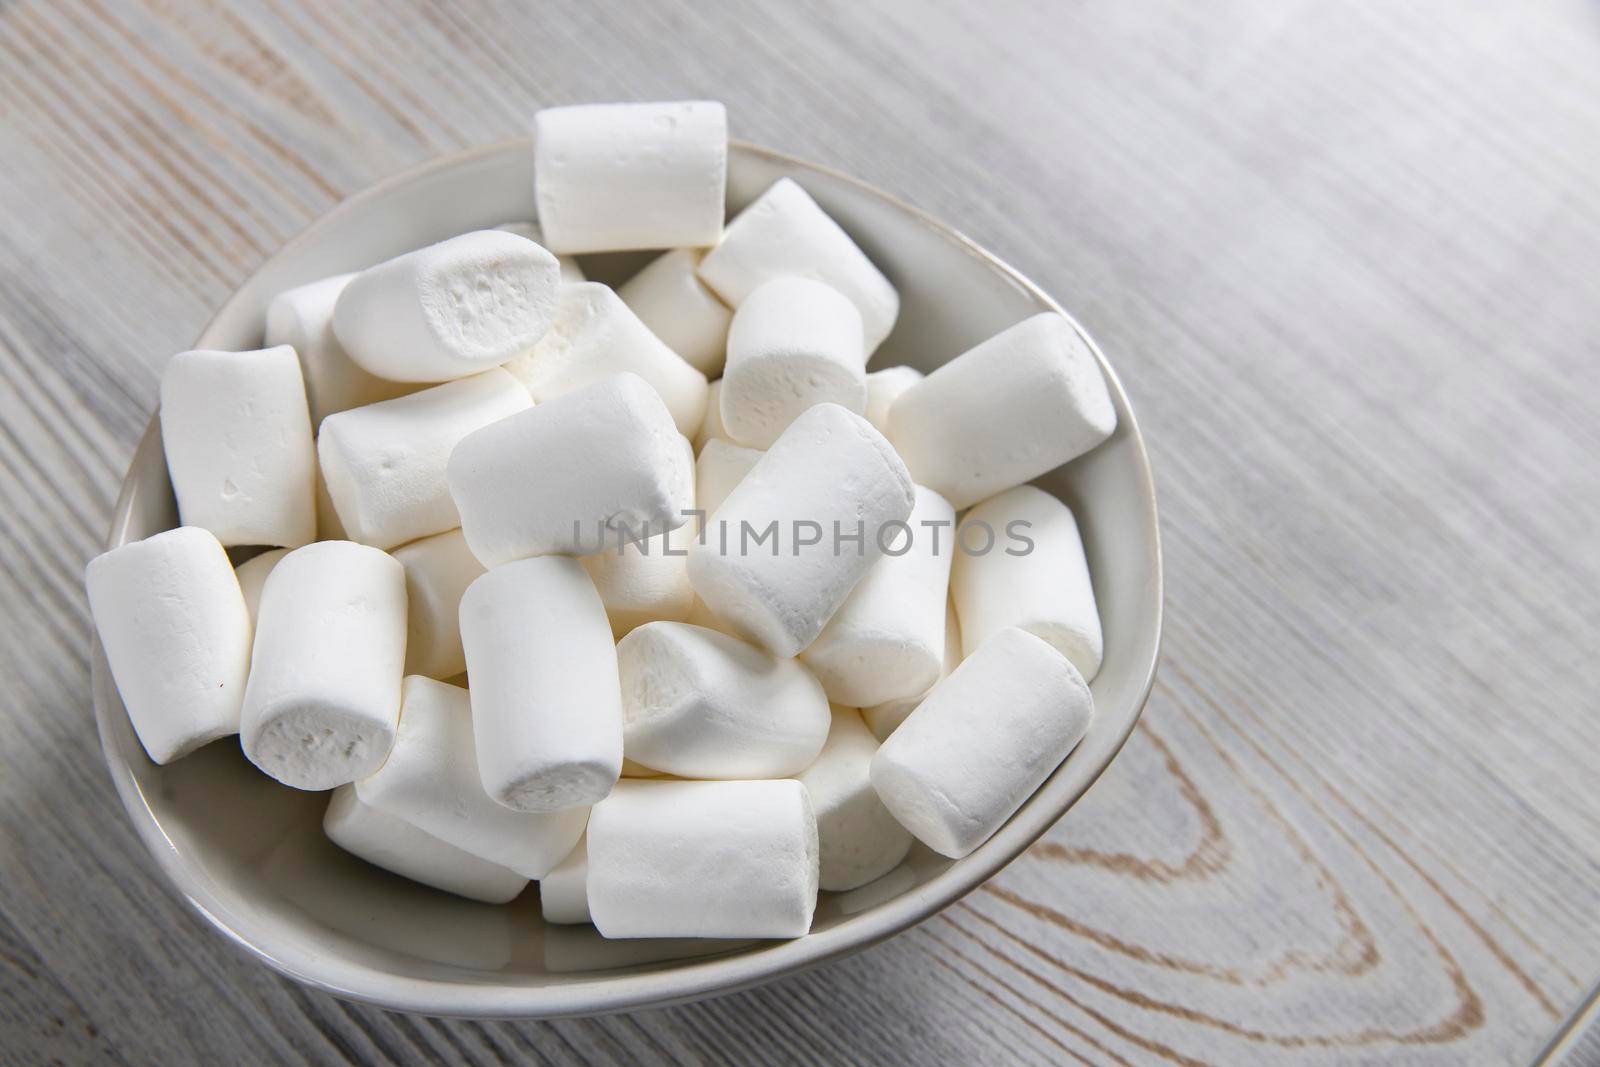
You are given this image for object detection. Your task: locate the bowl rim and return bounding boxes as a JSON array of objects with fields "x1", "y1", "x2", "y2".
[{"x1": 92, "y1": 137, "x2": 1164, "y2": 1018}]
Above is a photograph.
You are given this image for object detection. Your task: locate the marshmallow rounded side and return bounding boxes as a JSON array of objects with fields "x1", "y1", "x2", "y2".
[
  {"x1": 617, "y1": 248, "x2": 732, "y2": 376},
  {"x1": 494, "y1": 221, "x2": 585, "y2": 283},
  {"x1": 235, "y1": 547, "x2": 289, "y2": 627},
  {"x1": 539, "y1": 837, "x2": 591, "y2": 925},
  {"x1": 797, "y1": 707, "x2": 913, "y2": 892},
  {"x1": 240, "y1": 541, "x2": 406, "y2": 791},
  {"x1": 862, "y1": 599, "x2": 961, "y2": 741},
  {"x1": 85, "y1": 527, "x2": 251, "y2": 764},
  {"x1": 863, "y1": 365, "x2": 923, "y2": 436},
  {"x1": 394, "y1": 528, "x2": 486, "y2": 679},
  {"x1": 871, "y1": 627, "x2": 1093, "y2": 858}
]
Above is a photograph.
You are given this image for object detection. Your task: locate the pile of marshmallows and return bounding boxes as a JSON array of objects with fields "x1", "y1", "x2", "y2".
[{"x1": 87, "y1": 102, "x2": 1117, "y2": 941}]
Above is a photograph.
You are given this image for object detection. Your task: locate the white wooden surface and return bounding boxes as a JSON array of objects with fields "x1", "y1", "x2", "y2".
[{"x1": 2, "y1": 1, "x2": 1599, "y2": 1063}]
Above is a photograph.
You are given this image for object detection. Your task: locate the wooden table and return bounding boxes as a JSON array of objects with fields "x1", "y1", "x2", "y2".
[{"x1": 3, "y1": 2, "x2": 1597, "y2": 1063}]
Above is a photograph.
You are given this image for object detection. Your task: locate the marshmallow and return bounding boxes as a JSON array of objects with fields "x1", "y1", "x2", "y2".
[
  {"x1": 617, "y1": 622, "x2": 830, "y2": 779},
  {"x1": 323, "y1": 784, "x2": 529, "y2": 904},
  {"x1": 85, "y1": 527, "x2": 251, "y2": 763},
  {"x1": 314, "y1": 465, "x2": 346, "y2": 540},
  {"x1": 863, "y1": 365, "x2": 923, "y2": 436},
  {"x1": 319, "y1": 368, "x2": 531, "y2": 550},
  {"x1": 159, "y1": 346, "x2": 316, "y2": 548},
  {"x1": 581, "y1": 438, "x2": 697, "y2": 637},
  {"x1": 694, "y1": 439, "x2": 762, "y2": 519},
  {"x1": 234, "y1": 547, "x2": 288, "y2": 626},
  {"x1": 887, "y1": 313, "x2": 1116, "y2": 510},
  {"x1": 688, "y1": 403, "x2": 914, "y2": 656},
  {"x1": 240, "y1": 541, "x2": 406, "y2": 790},
  {"x1": 798, "y1": 708, "x2": 913, "y2": 891},
  {"x1": 494, "y1": 221, "x2": 585, "y2": 283},
  {"x1": 871, "y1": 627, "x2": 1093, "y2": 858},
  {"x1": 693, "y1": 378, "x2": 728, "y2": 452},
  {"x1": 698, "y1": 177, "x2": 899, "y2": 353},
  {"x1": 684, "y1": 596, "x2": 738, "y2": 638},
  {"x1": 533, "y1": 101, "x2": 727, "y2": 254},
  {"x1": 801, "y1": 485, "x2": 955, "y2": 706},
  {"x1": 503, "y1": 282, "x2": 709, "y2": 436},
  {"x1": 953, "y1": 485, "x2": 1103, "y2": 681},
  {"x1": 459, "y1": 557, "x2": 622, "y2": 811},
  {"x1": 356, "y1": 676, "x2": 588, "y2": 877},
  {"x1": 540, "y1": 837, "x2": 591, "y2": 925},
  {"x1": 862, "y1": 599, "x2": 961, "y2": 741},
  {"x1": 263, "y1": 273, "x2": 417, "y2": 428},
  {"x1": 332, "y1": 230, "x2": 562, "y2": 382},
  {"x1": 586, "y1": 779, "x2": 818, "y2": 939},
  {"x1": 617, "y1": 249, "x2": 731, "y2": 376},
  {"x1": 393, "y1": 529, "x2": 485, "y2": 679},
  {"x1": 448, "y1": 373, "x2": 693, "y2": 566},
  {"x1": 720, "y1": 277, "x2": 867, "y2": 448}
]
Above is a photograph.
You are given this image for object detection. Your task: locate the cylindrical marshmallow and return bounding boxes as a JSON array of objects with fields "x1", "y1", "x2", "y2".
[
  {"x1": 801, "y1": 485, "x2": 955, "y2": 706},
  {"x1": 719, "y1": 277, "x2": 866, "y2": 448},
  {"x1": 240, "y1": 541, "x2": 406, "y2": 790},
  {"x1": 697, "y1": 177, "x2": 899, "y2": 353},
  {"x1": 694, "y1": 438, "x2": 763, "y2": 520},
  {"x1": 688, "y1": 403, "x2": 914, "y2": 657},
  {"x1": 617, "y1": 248, "x2": 732, "y2": 376},
  {"x1": 318, "y1": 368, "x2": 531, "y2": 550},
  {"x1": 586, "y1": 779, "x2": 818, "y2": 939},
  {"x1": 953, "y1": 485, "x2": 1103, "y2": 682},
  {"x1": 503, "y1": 282, "x2": 708, "y2": 436},
  {"x1": 581, "y1": 438, "x2": 696, "y2": 637},
  {"x1": 617, "y1": 622, "x2": 831, "y2": 779},
  {"x1": 447, "y1": 373, "x2": 693, "y2": 566},
  {"x1": 862, "y1": 599, "x2": 961, "y2": 741},
  {"x1": 863, "y1": 365, "x2": 923, "y2": 436},
  {"x1": 234, "y1": 547, "x2": 289, "y2": 626},
  {"x1": 85, "y1": 527, "x2": 251, "y2": 764},
  {"x1": 693, "y1": 378, "x2": 728, "y2": 453},
  {"x1": 324, "y1": 784, "x2": 529, "y2": 904},
  {"x1": 871, "y1": 627, "x2": 1093, "y2": 858},
  {"x1": 159, "y1": 346, "x2": 316, "y2": 548},
  {"x1": 459, "y1": 558, "x2": 622, "y2": 811},
  {"x1": 533, "y1": 101, "x2": 727, "y2": 254},
  {"x1": 264, "y1": 273, "x2": 417, "y2": 428},
  {"x1": 356, "y1": 676, "x2": 588, "y2": 877},
  {"x1": 887, "y1": 313, "x2": 1117, "y2": 510},
  {"x1": 540, "y1": 837, "x2": 591, "y2": 925},
  {"x1": 494, "y1": 221, "x2": 585, "y2": 284},
  {"x1": 797, "y1": 707, "x2": 913, "y2": 891},
  {"x1": 332, "y1": 230, "x2": 562, "y2": 383},
  {"x1": 393, "y1": 528, "x2": 486, "y2": 679}
]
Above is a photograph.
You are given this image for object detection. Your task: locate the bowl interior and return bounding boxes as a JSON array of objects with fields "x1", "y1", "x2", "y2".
[{"x1": 93, "y1": 140, "x2": 1162, "y2": 1017}]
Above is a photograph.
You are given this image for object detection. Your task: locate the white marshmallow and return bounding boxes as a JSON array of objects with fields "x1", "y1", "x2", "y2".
[
  {"x1": 863, "y1": 365, "x2": 923, "y2": 436},
  {"x1": 586, "y1": 779, "x2": 818, "y2": 939},
  {"x1": 314, "y1": 465, "x2": 346, "y2": 540},
  {"x1": 159, "y1": 346, "x2": 316, "y2": 548},
  {"x1": 332, "y1": 230, "x2": 562, "y2": 383},
  {"x1": 494, "y1": 221, "x2": 585, "y2": 284},
  {"x1": 240, "y1": 541, "x2": 406, "y2": 790},
  {"x1": 693, "y1": 378, "x2": 729, "y2": 453},
  {"x1": 459, "y1": 558, "x2": 622, "y2": 812},
  {"x1": 263, "y1": 273, "x2": 417, "y2": 428},
  {"x1": 862, "y1": 599, "x2": 961, "y2": 741},
  {"x1": 356, "y1": 676, "x2": 588, "y2": 877},
  {"x1": 871, "y1": 627, "x2": 1093, "y2": 858},
  {"x1": 503, "y1": 282, "x2": 708, "y2": 436},
  {"x1": 684, "y1": 596, "x2": 738, "y2": 638},
  {"x1": 617, "y1": 249, "x2": 731, "y2": 376},
  {"x1": 688, "y1": 403, "x2": 914, "y2": 656},
  {"x1": 533, "y1": 101, "x2": 727, "y2": 254},
  {"x1": 698, "y1": 177, "x2": 899, "y2": 353},
  {"x1": 448, "y1": 373, "x2": 693, "y2": 566},
  {"x1": 393, "y1": 529, "x2": 485, "y2": 679},
  {"x1": 234, "y1": 547, "x2": 288, "y2": 626},
  {"x1": 85, "y1": 527, "x2": 251, "y2": 764},
  {"x1": 540, "y1": 837, "x2": 591, "y2": 925},
  {"x1": 617, "y1": 622, "x2": 830, "y2": 779},
  {"x1": 323, "y1": 784, "x2": 528, "y2": 904},
  {"x1": 797, "y1": 708, "x2": 913, "y2": 891},
  {"x1": 719, "y1": 277, "x2": 867, "y2": 448},
  {"x1": 581, "y1": 438, "x2": 697, "y2": 637},
  {"x1": 953, "y1": 485, "x2": 1103, "y2": 681},
  {"x1": 694, "y1": 439, "x2": 763, "y2": 520},
  {"x1": 801, "y1": 485, "x2": 956, "y2": 707},
  {"x1": 887, "y1": 313, "x2": 1116, "y2": 510},
  {"x1": 318, "y1": 368, "x2": 531, "y2": 551}
]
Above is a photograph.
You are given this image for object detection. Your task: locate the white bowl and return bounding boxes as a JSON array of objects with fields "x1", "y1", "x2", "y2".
[{"x1": 91, "y1": 139, "x2": 1163, "y2": 1017}]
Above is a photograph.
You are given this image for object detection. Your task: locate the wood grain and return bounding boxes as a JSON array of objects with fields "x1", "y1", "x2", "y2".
[{"x1": 2, "y1": 0, "x2": 1599, "y2": 1062}]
